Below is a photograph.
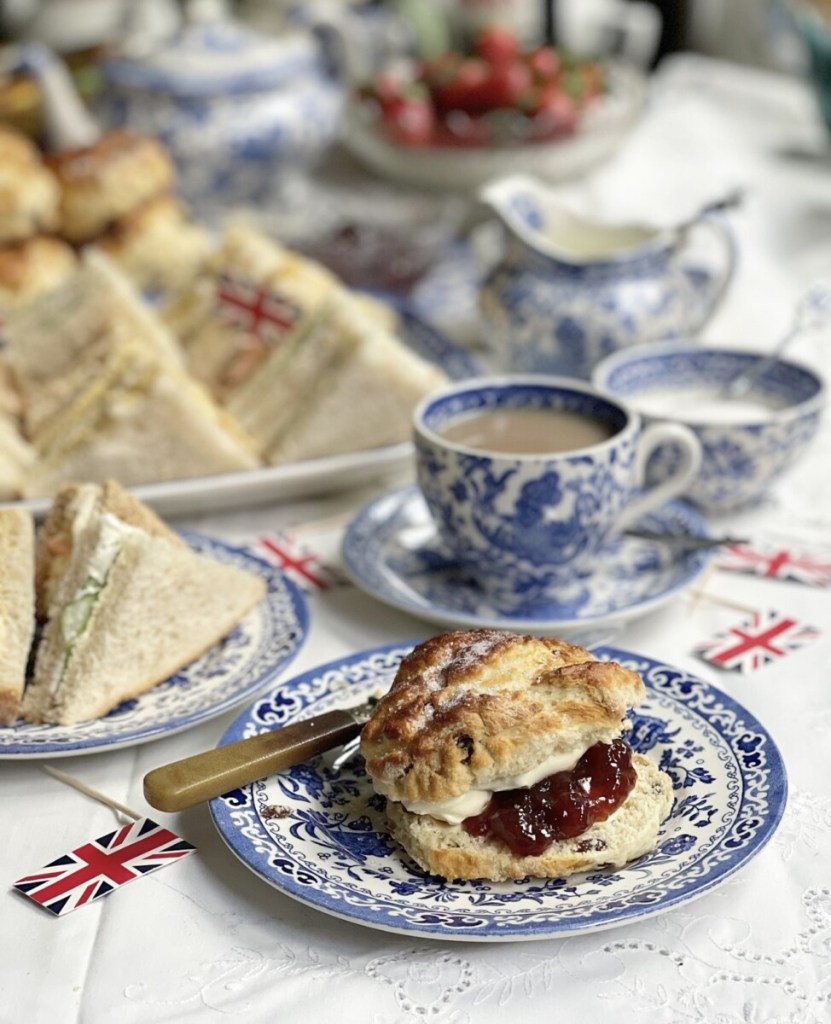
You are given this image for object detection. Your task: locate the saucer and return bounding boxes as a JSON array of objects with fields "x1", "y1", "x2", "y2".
[{"x1": 341, "y1": 484, "x2": 712, "y2": 637}]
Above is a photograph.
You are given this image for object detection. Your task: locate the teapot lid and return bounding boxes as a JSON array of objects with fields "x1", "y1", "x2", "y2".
[{"x1": 102, "y1": 20, "x2": 323, "y2": 97}]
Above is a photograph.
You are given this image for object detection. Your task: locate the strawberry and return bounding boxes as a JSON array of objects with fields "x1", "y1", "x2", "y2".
[
  {"x1": 480, "y1": 59, "x2": 533, "y2": 108},
  {"x1": 430, "y1": 57, "x2": 491, "y2": 113},
  {"x1": 528, "y1": 84, "x2": 578, "y2": 140},
  {"x1": 527, "y1": 46, "x2": 562, "y2": 84},
  {"x1": 473, "y1": 24, "x2": 520, "y2": 65},
  {"x1": 377, "y1": 83, "x2": 436, "y2": 146}
]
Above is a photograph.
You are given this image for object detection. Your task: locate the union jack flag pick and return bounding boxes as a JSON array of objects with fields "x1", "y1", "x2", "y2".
[
  {"x1": 717, "y1": 542, "x2": 831, "y2": 588},
  {"x1": 13, "y1": 818, "x2": 196, "y2": 916},
  {"x1": 216, "y1": 271, "x2": 300, "y2": 345},
  {"x1": 694, "y1": 608, "x2": 820, "y2": 674},
  {"x1": 257, "y1": 533, "x2": 347, "y2": 591}
]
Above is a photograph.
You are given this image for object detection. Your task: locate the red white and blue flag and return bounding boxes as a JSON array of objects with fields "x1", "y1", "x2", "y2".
[
  {"x1": 13, "y1": 817, "x2": 195, "y2": 916},
  {"x1": 694, "y1": 609, "x2": 820, "y2": 674},
  {"x1": 256, "y1": 533, "x2": 346, "y2": 591},
  {"x1": 216, "y1": 272, "x2": 300, "y2": 345},
  {"x1": 718, "y1": 542, "x2": 831, "y2": 588}
]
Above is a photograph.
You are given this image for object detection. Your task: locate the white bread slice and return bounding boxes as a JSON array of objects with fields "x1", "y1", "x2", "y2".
[
  {"x1": 264, "y1": 317, "x2": 447, "y2": 463},
  {"x1": 23, "y1": 481, "x2": 267, "y2": 725},
  {"x1": 0, "y1": 415, "x2": 35, "y2": 500},
  {"x1": 4, "y1": 249, "x2": 183, "y2": 439},
  {"x1": 0, "y1": 507, "x2": 35, "y2": 725},
  {"x1": 226, "y1": 293, "x2": 357, "y2": 452},
  {"x1": 21, "y1": 342, "x2": 259, "y2": 498},
  {"x1": 384, "y1": 752, "x2": 674, "y2": 882}
]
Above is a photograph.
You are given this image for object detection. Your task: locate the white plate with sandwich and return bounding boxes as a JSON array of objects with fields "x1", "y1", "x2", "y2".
[
  {"x1": 0, "y1": 483, "x2": 309, "y2": 756},
  {"x1": 0, "y1": 240, "x2": 480, "y2": 519},
  {"x1": 210, "y1": 640, "x2": 786, "y2": 941}
]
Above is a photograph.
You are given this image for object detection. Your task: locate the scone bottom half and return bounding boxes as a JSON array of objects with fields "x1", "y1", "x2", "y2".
[{"x1": 359, "y1": 630, "x2": 674, "y2": 882}]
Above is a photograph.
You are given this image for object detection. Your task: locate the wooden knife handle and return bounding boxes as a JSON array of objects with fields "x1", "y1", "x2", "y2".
[{"x1": 143, "y1": 709, "x2": 361, "y2": 812}]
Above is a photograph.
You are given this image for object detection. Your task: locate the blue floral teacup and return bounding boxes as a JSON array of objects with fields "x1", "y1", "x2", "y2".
[
  {"x1": 592, "y1": 342, "x2": 826, "y2": 513},
  {"x1": 414, "y1": 376, "x2": 701, "y2": 606}
]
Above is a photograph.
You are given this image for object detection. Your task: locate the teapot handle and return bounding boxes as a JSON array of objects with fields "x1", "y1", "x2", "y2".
[{"x1": 678, "y1": 210, "x2": 738, "y2": 335}]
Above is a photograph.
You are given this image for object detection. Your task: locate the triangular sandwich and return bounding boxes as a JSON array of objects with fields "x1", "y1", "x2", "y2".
[
  {"x1": 227, "y1": 288, "x2": 447, "y2": 464},
  {"x1": 23, "y1": 480, "x2": 267, "y2": 725},
  {"x1": 4, "y1": 248, "x2": 183, "y2": 439},
  {"x1": 0, "y1": 507, "x2": 35, "y2": 725},
  {"x1": 21, "y1": 340, "x2": 259, "y2": 498}
]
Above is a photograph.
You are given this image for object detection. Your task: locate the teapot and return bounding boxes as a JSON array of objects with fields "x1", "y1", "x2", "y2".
[
  {"x1": 96, "y1": 17, "x2": 343, "y2": 216},
  {"x1": 478, "y1": 174, "x2": 737, "y2": 379}
]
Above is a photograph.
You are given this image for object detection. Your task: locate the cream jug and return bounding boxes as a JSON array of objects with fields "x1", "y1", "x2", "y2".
[{"x1": 479, "y1": 175, "x2": 737, "y2": 379}]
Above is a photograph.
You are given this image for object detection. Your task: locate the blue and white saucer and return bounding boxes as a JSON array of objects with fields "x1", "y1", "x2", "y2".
[{"x1": 341, "y1": 484, "x2": 712, "y2": 638}]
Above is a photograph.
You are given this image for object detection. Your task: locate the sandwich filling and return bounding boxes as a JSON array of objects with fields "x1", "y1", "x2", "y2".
[{"x1": 46, "y1": 494, "x2": 142, "y2": 695}]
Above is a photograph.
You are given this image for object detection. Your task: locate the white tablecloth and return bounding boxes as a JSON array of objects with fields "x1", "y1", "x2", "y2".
[{"x1": 4, "y1": 53, "x2": 831, "y2": 1023}]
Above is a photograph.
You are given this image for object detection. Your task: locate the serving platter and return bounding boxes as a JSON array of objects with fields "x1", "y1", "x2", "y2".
[
  {"x1": 344, "y1": 61, "x2": 648, "y2": 192},
  {"x1": 0, "y1": 534, "x2": 308, "y2": 757},
  {"x1": 211, "y1": 641, "x2": 787, "y2": 942},
  {"x1": 0, "y1": 309, "x2": 478, "y2": 520}
]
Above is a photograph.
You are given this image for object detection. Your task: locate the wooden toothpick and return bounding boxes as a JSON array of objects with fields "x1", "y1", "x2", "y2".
[{"x1": 41, "y1": 764, "x2": 142, "y2": 823}]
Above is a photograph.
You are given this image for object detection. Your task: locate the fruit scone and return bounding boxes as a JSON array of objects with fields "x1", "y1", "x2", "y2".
[{"x1": 360, "y1": 629, "x2": 674, "y2": 882}]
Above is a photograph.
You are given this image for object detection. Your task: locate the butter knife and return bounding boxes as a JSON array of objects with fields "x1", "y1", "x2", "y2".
[{"x1": 143, "y1": 698, "x2": 378, "y2": 813}]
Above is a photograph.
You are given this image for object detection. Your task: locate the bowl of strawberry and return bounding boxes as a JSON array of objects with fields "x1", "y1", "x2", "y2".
[{"x1": 345, "y1": 26, "x2": 647, "y2": 190}]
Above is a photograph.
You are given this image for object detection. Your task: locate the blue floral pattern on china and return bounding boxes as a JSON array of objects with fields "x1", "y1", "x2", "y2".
[
  {"x1": 340, "y1": 484, "x2": 710, "y2": 636},
  {"x1": 0, "y1": 534, "x2": 309, "y2": 757},
  {"x1": 478, "y1": 176, "x2": 737, "y2": 379},
  {"x1": 593, "y1": 345, "x2": 825, "y2": 513},
  {"x1": 97, "y1": 22, "x2": 343, "y2": 212},
  {"x1": 211, "y1": 643, "x2": 787, "y2": 941},
  {"x1": 414, "y1": 380, "x2": 698, "y2": 606}
]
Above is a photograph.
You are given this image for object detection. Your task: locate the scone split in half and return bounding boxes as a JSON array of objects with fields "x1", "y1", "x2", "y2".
[{"x1": 360, "y1": 630, "x2": 674, "y2": 882}]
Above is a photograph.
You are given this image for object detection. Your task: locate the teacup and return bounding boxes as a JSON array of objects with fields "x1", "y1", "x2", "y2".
[
  {"x1": 592, "y1": 342, "x2": 827, "y2": 514},
  {"x1": 414, "y1": 376, "x2": 702, "y2": 606}
]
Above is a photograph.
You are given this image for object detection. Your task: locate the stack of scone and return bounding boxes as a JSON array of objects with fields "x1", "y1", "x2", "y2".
[
  {"x1": 46, "y1": 129, "x2": 211, "y2": 293},
  {"x1": 361, "y1": 630, "x2": 674, "y2": 882},
  {"x1": 0, "y1": 125, "x2": 77, "y2": 312},
  {"x1": 0, "y1": 125, "x2": 74, "y2": 498}
]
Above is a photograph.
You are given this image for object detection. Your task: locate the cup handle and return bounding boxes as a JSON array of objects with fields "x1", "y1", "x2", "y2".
[
  {"x1": 613, "y1": 421, "x2": 702, "y2": 533},
  {"x1": 680, "y1": 211, "x2": 738, "y2": 335}
]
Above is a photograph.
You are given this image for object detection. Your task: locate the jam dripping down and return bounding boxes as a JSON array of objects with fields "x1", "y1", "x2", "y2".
[{"x1": 462, "y1": 739, "x2": 637, "y2": 857}]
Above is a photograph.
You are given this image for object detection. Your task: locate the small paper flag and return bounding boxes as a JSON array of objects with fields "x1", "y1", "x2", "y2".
[
  {"x1": 257, "y1": 533, "x2": 347, "y2": 591},
  {"x1": 694, "y1": 608, "x2": 820, "y2": 674},
  {"x1": 216, "y1": 271, "x2": 299, "y2": 344},
  {"x1": 717, "y1": 542, "x2": 831, "y2": 588},
  {"x1": 13, "y1": 817, "x2": 196, "y2": 916}
]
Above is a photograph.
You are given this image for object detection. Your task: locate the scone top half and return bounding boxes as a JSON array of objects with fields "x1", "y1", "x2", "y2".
[{"x1": 360, "y1": 630, "x2": 643, "y2": 816}]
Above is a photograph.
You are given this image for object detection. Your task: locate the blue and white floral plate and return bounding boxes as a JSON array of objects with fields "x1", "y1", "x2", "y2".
[
  {"x1": 340, "y1": 484, "x2": 712, "y2": 637},
  {"x1": 210, "y1": 642, "x2": 787, "y2": 941},
  {"x1": 0, "y1": 535, "x2": 308, "y2": 758}
]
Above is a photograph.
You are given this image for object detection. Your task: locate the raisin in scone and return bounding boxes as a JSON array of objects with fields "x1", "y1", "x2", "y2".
[{"x1": 360, "y1": 629, "x2": 673, "y2": 882}]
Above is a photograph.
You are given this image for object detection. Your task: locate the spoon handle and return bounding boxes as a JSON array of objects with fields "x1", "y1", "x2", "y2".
[{"x1": 723, "y1": 284, "x2": 831, "y2": 399}]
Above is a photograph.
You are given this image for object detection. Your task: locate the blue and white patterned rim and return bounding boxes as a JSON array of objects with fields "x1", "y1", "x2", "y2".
[
  {"x1": 0, "y1": 534, "x2": 309, "y2": 758},
  {"x1": 210, "y1": 642, "x2": 787, "y2": 941},
  {"x1": 340, "y1": 484, "x2": 712, "y2": 636}
]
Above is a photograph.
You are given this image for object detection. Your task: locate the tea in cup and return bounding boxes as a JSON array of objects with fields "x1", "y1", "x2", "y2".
[{"x1": 413, "y1": 376, "x2": 702, "y2": 606}]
